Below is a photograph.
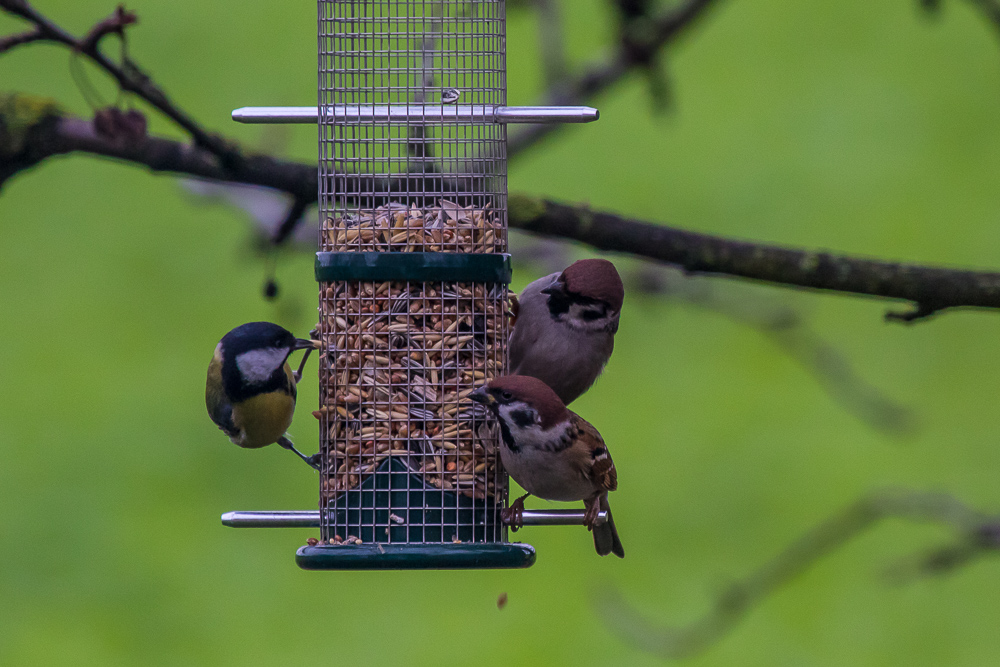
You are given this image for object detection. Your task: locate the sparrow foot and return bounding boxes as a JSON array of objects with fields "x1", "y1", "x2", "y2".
[
  {"x1": 501, "y1": 493, "x2": 530, "y2": 532},
  {"x1": 583, "y1": 496, "x2": 601, "y2": 531}
]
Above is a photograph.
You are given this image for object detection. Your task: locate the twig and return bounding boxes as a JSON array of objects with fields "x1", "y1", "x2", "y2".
[
  {"x1": 600, "y1": 490, "x2": 999, "y2": 660},
  {"x1": 534, "y1": 0, "x2": 569, "y2": 90},
  {"x1": 965, "y1": 0, "x2": 1000, "y2": 33},
  {"x1": 509, "y1": 0, "x2": 722, "y2": 157},
  {"x1": 0, "y1": 1, "x2": 235, "y2": 161},
  {"x1": 79, "y1": 4, "x2": 136, "y2": 53},
  {"x1": 271, "y1": 197, "x2": 311, "y2": 246},
  {"x1": 0, "y1": 27, "x2": 42, "y2": 54},
  {"x1": 628, "y1": 265, "x2": 915, "y2": 435}
]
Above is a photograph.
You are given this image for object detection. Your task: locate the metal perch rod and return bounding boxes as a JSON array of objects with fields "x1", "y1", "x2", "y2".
[
  {"x1": 221, "y1": 509, "x2": 607, "y2": 528},
  {"x1": 231, "y1": 105, "x2": 600, "y2": 124}
]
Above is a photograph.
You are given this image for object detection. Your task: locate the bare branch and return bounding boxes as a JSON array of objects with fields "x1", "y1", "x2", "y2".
[
  {"x1": 6, "y1": 100, "x2": 1000, "y2": 322},
  {"x1": 0, "y1": 27, "x2": 42, "y2": 54},
  {"x1": 0, "y1": 1, "x2": 236, "y2": 162},
  {"x1": 509, "y1": 0, "x2": 722, "y2": 156},
  {"x1": 79, "y1": 4, "x2": 136, "y2": 53},
  {"x1": 509, "y1": 194, "x2": 1000, "y2": 320},
  {"x1": 600, "y1": 490, "x2": 999, "y2": 660},
  {"x1": 0, "y1": 104, "x2": 314, "y2": 200}
]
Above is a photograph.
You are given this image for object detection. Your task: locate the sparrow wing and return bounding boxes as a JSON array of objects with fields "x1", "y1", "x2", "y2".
[{"x1": 570, "y1": 413, "x2": 618, "y2": 493}]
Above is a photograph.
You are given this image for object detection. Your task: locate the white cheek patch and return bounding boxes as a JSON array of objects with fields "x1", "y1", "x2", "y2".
[
  {"x1": 498, "y1": 404, "x2": 568, "y2": 450},
  {"x1": 563, "y1": 302, "x2": 608, "y2": 332},
  {"x1": 498, "y1": 404, "x2": 536, "y2": 431},
  {"x1": 236, "y1": 347, "x2": 288, "y2": 385}
]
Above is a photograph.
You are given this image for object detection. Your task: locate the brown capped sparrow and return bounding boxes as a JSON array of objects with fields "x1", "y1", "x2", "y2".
[
  {"x1": 508, "y1": 259, "x2": 624, "y2": 405},
  {"x1": 470, "y1": 375, "x2": 625, "y2": 558}
]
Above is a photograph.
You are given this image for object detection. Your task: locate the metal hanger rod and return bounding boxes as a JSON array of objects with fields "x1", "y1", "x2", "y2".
[
  {"x1": 221, "y1": 509, "x2": 605, "y2": 528},
  {"x1": 232, "y1": 105, "x2": 599, "y2": 125}
]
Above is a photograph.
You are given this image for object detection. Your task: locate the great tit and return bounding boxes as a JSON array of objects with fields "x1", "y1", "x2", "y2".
[{"x1": 206, "y1": 322, "x2": 320, "y2": 469}]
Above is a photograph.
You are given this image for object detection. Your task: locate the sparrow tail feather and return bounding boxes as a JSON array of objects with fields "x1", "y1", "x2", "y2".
[{"x1": 593, "y1": 495, "x2": 625, "y2": 558}]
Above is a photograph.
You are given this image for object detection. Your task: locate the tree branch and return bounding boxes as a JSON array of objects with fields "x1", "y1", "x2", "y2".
[
  {"x1": 0, "y1": 1, "x2": 236, "y2": 162},
  {"x1": 508, "y1": 194, "x2": 1000, "y2": 320},
  {"x1": 600, "y1": 490, "x2": 1000, "y2": 660},
  {"x1": 5, "y1": 99, "x2": 1000, "y2": 320},
  {"x1": 0, "y1": 101, "x2": 315, "y2": 200}
]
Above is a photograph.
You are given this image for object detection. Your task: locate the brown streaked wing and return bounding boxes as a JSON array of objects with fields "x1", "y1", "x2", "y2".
[{"x1": 570, "y1": 412, "x2": 618, "y2": 492}]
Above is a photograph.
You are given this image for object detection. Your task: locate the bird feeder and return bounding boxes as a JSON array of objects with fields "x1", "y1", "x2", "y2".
[{"x1": 222, "y1": 0, "x2": 599, "y2": 569}]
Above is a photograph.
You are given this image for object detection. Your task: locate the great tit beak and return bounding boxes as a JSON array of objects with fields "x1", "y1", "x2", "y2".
[
  {"x1": 469, "y1": 386, "x2": 495, "y2": 406},
  {"x1": 294, "y1": 338, "x2": 319, "y2": 350}
]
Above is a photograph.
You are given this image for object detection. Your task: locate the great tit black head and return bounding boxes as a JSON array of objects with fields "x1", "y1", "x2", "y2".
[
  {"x1": 207, "y1": 322, "x2": 319, "y2": 469},
  {"x1": 216, "y1": 322, "x2": 314, "y2": 402}
]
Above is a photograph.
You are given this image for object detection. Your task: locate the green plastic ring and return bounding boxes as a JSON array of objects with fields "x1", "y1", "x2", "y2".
[{"x1": 315, "y1": 252, "x2": 511, "y2": 283}]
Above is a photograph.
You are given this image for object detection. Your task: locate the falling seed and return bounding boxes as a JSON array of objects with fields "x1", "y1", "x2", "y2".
[{"x1": 496, "y1": 593, "x2": 508, "y2": 610}]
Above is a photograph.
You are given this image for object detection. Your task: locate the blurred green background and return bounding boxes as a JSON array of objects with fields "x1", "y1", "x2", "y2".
[{"x1": 3, "y1": 0, "x2": 1000, "y2": 664}]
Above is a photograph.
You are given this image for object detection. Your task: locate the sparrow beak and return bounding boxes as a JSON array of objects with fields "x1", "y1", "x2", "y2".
[
  {"x1": 469, "y1": 386, "x2": 495, "y2": 406},
  {"x1": 294, "y1": 338, "x2": 320, "y2": 350}
]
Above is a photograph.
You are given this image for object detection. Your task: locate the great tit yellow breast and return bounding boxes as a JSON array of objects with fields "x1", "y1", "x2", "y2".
[{"x1": 230, "y1": 389, "x2": 296, "y2": 449}]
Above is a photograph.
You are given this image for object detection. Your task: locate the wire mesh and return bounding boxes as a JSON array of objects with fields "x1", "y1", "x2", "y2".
[{"x1": 317, "y1": 0, "x2": 508, "y2": 547}]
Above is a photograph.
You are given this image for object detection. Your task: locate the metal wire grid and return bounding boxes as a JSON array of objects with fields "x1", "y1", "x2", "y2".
[
  {"x1": 316, "y1": 0, "x2": 508, "y2": 545},
  {"x1": 318, "y1": 281, "x2": 507, "y2": 543},
  {"x1": 318, "y1": 0, "x2": 507, "y2": 236}
]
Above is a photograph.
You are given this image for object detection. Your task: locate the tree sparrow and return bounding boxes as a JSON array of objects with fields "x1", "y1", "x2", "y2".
[
  {"x1": 470, "y1": 375, "x2": 625, "y2": 558},
  {"x1": 508, "y1": 259, "x2": 624, "y2": 405}
]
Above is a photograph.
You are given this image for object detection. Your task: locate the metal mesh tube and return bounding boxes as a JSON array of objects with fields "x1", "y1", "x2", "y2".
[{"x1": 317, "y1": 0, "x2": 508, "y2": 547}]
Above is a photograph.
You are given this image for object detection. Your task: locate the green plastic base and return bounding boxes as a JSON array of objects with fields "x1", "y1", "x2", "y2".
[{"x1": 296, "y1": 542, "x2": 536, "y2": 570}]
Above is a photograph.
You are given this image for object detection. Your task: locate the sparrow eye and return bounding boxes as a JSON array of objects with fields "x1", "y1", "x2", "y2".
[
  {"x1": 500, "y1": 390, "x2": 513, "y2": 401},
  {"x1": 581, "y1": 309, "x2": 604, "y2": 322}
]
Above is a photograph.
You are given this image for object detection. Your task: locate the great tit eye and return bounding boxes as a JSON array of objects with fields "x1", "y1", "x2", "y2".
[{"x1": 500, "y1": 390, "x2": 513, "y2": 401}]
